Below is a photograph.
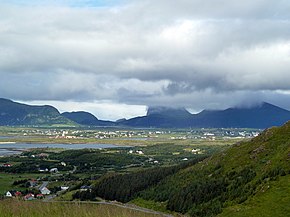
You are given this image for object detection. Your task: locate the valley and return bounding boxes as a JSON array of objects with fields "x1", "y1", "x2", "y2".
[
  {"x1": 0, "y1": 126, "x2": 243, "y2": 216},
  {"x1": 0, "y1": 124, "x2": 289, "y2": 217},
  {"x1": 1, "y1": 0, "x2": 289, "y2": 216}
]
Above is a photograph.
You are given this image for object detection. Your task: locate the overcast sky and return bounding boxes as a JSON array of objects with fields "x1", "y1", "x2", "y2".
[{"x1": 1, "y1": 0, "x2": 290, "y2": 120}]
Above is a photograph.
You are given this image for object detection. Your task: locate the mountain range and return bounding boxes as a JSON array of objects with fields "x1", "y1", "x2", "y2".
[
  {"x1": 61, "y1": 111, "x2": 115, "y2": 126},
  {"x1": 1, "y1": 98, "x2": 290, "y2": 128},
  {"x1": 120, "y1": 102, "x2": 290, "y2": 128},
  {"x1": 0, "y1": 98, "x2": 74, "y2": 126}
]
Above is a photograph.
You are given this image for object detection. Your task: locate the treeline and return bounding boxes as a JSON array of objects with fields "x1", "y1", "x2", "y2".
[
  {"x1": 164, "y1": 166, "x2": 256, "y2": 216},
  {"x1": 74, "y1": 162, "x2": 289, "y2": 217},
  {"x1": 51, "y1": 149, "x2": 146, "y2": 173},
  {"x1": 140, "y1": 164, "x2": 289, "y2": 217},
  {"x1": 72, "y1": 156, "x2": 208, "y2": 202},
  {"x1": 0, "y1": 160, "x2": 69, "y2": 173}
]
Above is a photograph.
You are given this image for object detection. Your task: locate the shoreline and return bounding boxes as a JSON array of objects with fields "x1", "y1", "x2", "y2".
[{"x1": 0, "y1": 142, "x2": 16, "y2": 144}]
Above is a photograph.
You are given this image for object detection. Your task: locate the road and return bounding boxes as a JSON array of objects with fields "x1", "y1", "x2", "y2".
[{"x1": 38, "y1": 181, "x2": 49, "y2": 190}]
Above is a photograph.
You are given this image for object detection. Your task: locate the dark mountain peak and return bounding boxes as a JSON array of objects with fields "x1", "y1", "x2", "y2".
[
  {"x1": 147, "y1": 106, "x2": 192, "y2": 117},
  {"x1": 61, "y1": 111, "x2": 116, "y2": 126},
  {"x1": 61, "y1": 111, "x2": 99, "y2": 125},
  {"x1": 0, "y1": 99, "x2": 74, "y2": 126},
  {"x1": 201, "y1": 102, "x2": 289, "y2": 113},
  {"x1": 62, "y1": 111, "x2": 99, "y2": 120},
  {"x1": 116, "y1": 118, "x2": 127, "y2": 123},
  {"x1": 232, "y1": 101, "x2": 287, "y2": 110},
  {"x1": 229, "y1": 102, "x2": 290, "y2": 113},
  {"x1": 123, "y1": 102, "x2": 290, "y2": 128},
  {"x1": 260, "y1": 102, "x2": 289, "y2": 110},
  {"x1": 198, "y1": 109, "x2": 218, "y2": 115},
  {"x1": 0, "y1": 98, "x2": 13, "y2": 103}
]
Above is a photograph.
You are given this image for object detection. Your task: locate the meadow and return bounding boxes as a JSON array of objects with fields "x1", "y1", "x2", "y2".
[{"x1": 0, "y1": 199, "x2": 168, "y2": 217}]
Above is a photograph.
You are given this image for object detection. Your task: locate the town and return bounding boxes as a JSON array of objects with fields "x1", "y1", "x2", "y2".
[
  {"x1": 0, "y1": 126, "x2": 262, "y2": 202},
  {"x1": 2, "y1": 127, "x2": 261, "y2": 141}
]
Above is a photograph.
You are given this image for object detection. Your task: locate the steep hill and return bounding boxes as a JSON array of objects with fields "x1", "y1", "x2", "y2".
[
  {"x1": 121, "y1": 106, "x2": 193, "y2": 128},
  {"x1": 62, "y1": 111, "x2": 115, "y2": 126},
  {"x1": 0, "y1": 98, "x2": 75, "y2": 126},
  {"x1": 192, "y1": 102, "x2": 290, "y2": 128},
  {"x1": 89, "y1": 121, "x2": 290, "y2": 216},
  {"x1": 137, "y1": 121, "x2": 290, "y2": 216}
]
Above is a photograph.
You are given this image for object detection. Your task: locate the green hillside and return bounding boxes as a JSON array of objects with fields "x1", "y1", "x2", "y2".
[
  {"x1": 0, "y1": 98, "x2": 76, "y2": 126},
  {"x1": 89, "y1": 121, "x2": 290, "y2": 216},
  {"x1": 136, "y1": 121, "x2": 290, "y2": 216},
  {"x1": 219, "y1": 175, "x2": 290, "y2": 217},
  {"x1": 0, "y1": 200, "x2": 161, "y2": 217}
]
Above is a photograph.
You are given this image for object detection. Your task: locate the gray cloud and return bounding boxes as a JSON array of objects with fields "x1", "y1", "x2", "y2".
[{"x1": 1, "y1": 0, "x2": 290, "y2": 118}]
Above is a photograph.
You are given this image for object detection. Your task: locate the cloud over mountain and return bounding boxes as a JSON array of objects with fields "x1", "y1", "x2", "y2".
[{"x1": 1, "y1": 0, "x2": 290, "y2": 119}]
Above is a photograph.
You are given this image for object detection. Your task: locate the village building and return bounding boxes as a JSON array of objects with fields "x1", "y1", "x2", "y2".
[
  {"x1": 36, "y1": 194, "x2": 44, "y2": 199},
  {"x1": 5, "y1": 191, "x2": 12, "y2": 197},
  {"x1": 24, "y1": 193, "x2": 35, "y2": 200},
  {"x1": 61, "y1": 186, "x2": 69, "y2": 191},
  {"x1": 40, "y1": 187, "x2": 51, "y2": 195},
  {"x1": 29, "y1": 180, "x2": 38, "y2": 187},
  {"x1": 50, "y1": 168, "x2": 58, "y2": 173},
  {"x1": 80, "y1": 185, "x2": 92, "y2": 192},
  {"x1": 14, "y1": 191, "x2": 22, "y2": 197}
]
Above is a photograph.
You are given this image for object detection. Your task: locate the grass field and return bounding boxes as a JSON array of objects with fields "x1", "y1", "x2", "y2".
[
  {"x1": 0, "y1": 200, "x2": 167, "y2": 217},
  {"x1": 0, "y1": 173, "x2": 42, "y2": 194},
  {"x1": 218, "y1": 173, "x2": 290, "y2": 217}
]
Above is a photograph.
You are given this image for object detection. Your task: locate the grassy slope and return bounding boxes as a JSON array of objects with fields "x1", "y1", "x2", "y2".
[
  {"x1": 0, "y1": 200, "x2": 163, "y2": 217},
  {"x1": 136, "y1": 122, "x2": 290, "y2": 216},
  {"x1": 219, "y1": 175, "x2": 290, "y2": 217},
  {"x1": 0, "y1": 173, "x2": 41, "y2": 194}
]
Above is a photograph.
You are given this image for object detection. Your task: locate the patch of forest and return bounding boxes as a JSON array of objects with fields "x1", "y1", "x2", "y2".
[
  {"x1": 73, "y1": 122, "x2": 290, "y2": 217},
  {"x1": 72, "y1": 156, "x2": 207, "y2": 202}
]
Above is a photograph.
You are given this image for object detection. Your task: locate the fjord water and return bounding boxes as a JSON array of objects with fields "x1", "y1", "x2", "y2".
[{"x1": 0, "y1": 143, "x2": 124, "y2": 156}]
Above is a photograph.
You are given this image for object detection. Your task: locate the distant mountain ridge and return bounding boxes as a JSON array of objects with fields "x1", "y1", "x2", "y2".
[
  {"x1": 121, "y1": 106, "x2": 193, "y2": 128},
  {"x1": 1, "y1": 98, "x2": 290, "y2": 128},
  {"x1": 0, "y1": 98, "x2": 75, "y2": 126},
  {"x1": 121, "y1": 102, "x2": 290, "y2": 129},
  {"x1": 61, "y1": 111, "x2": 115, "y2": 126},
  {"x1": 189, "y1": 102, "x2": 290, "y2": 128},
  {"x1": 146, "y1": 106, "x2": 192, "y2": 117}
]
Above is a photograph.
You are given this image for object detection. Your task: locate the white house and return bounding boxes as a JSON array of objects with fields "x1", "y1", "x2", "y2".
[
  {"x1": 61, "y1": 186, "x2": 69, "y2": 191},
  {"x1": 6, "y1": 191, "x2": 12, "y2": 197},
  {"x1": 40, "y1": 187, "x2": 51, "y2": 195},
  {"x1": 136, "y1": 150, "x2": 144, "y2": 155},
  {"x1": 192, "y1": 148, "x2": 201, "y2": 154},
  {"x1": 50, "y1": 168, "x2": 58, "y2": 173}
]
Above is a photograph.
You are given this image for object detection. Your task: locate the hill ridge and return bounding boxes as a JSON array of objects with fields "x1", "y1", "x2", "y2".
[
  {"x1": 1, "y1": 98, "x2": 290, "y2": 128},
  {"x1": 87, "y1": 121, "x2": 290, "y2": 216},
  {"x1": 122, "y1": 102, "x2": 290, "y2": 128},
  {"x1": 0, "y1": 98, "x2": 75, "y2": 126}
]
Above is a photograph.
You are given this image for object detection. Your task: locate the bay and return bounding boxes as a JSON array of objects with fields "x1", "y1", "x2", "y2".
[{"x1": 0, "y1": 143, "x2": 128, "y2": 156}]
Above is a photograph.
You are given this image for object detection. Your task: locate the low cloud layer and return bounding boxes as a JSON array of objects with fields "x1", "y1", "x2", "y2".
[{"x1": 1, "y1": 0, "x2": 290, "y2": 119}]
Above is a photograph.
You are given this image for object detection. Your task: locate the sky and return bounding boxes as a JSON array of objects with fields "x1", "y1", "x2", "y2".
[{"x1": 1, "y1": 0, "x2": 290, "y2": 120}]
